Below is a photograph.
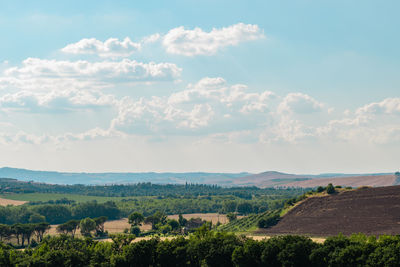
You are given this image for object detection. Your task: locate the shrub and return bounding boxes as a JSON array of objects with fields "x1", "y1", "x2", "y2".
[
  {"x1": 258, "y1": 213, "x2": 280, "y2": 228},
  {"x1": 316, "y1": 186, "x2": 324, "y2": 193},
  {"x1": 130, "y1": 226, "x2": 141, "y2": 236},
  {"x1": 326, "y1": 184, "x2": 336, "y2": 194}
]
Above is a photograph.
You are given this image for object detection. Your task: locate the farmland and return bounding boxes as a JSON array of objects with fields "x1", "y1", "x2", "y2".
[
  {"x1": 0, "y1": 193, "x2": 126, "y2": 203},
  {"x1": 260, "y1": 185, "x2": 400, "y2": 236}
]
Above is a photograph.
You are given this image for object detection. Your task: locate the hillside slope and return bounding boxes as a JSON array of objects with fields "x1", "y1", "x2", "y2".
[
  {"x1": 282, "y1": 174, "x2": 397, "y2": 188},
  {"x1": 233, "y1": 171, "x2": 312, "y2": 187},
  {"x1": 259, "y1": 185, "x2": 400, "y2": 236}
]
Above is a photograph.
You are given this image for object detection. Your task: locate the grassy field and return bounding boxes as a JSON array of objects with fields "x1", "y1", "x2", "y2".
[{"x1": 0, "y1": 193, "x2": 127, "y2": 203}]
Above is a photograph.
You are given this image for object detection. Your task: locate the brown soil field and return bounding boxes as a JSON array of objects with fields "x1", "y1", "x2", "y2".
[
  {"x1": 0, "y1": 197, "x2": 26, "y2": 206},
  {"x1": 259, "y1": 185, "x2": 400, "y2": 236},
  {"x1": 282, "y1": 174, "x2": 396, "y2": 188}
]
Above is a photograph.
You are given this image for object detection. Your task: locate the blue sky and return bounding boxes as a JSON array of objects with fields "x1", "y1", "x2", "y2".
[{"x1": 0, "y1": 1, "x2": 399, "y2": 173}]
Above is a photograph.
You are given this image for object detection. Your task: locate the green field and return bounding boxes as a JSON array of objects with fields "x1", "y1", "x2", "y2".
[{"x1": 0, "y1": 193, "x2": 127, "y2": 203}]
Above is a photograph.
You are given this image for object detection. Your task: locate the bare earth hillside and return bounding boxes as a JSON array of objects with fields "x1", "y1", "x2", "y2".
[
  {"x1": 282, "y1": 174, "x2": 397, "y2": 188},
  {"x1": 259, "y1": 185, "x2": 400, "y2": 236}
]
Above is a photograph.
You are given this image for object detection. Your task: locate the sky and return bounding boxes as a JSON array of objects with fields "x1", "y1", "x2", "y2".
[{"x1": 0, "y1": 0, "x2": 399, "y2": 174}]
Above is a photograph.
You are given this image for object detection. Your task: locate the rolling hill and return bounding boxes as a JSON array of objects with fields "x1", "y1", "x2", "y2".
[
  {"x1": 259, "y1": 185, "x2": 400, "y2": 236},
  {"x1": 282, "y1": 174, "x2": 398, "y2": 188},
  {"x1": 0, "y1": 167, "x2": 395, "y2": 187}
]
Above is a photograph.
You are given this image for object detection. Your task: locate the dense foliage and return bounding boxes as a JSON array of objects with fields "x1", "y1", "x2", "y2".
[
  {"x1": 0, "y1": 179, "x2": 307, "y2": 225},
  {"x1": 0, "y1": 178, "x2": 306, "y2": 197},
  {"x1": 0, "y1": 201, "x2": 120, "y2": 224},
  {"x1": 0, "y1": 232, "x2": 399, "y2": 266}
]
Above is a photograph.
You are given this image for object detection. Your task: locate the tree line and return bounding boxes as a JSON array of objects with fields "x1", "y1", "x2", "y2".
[
  {"x1": 0, "y1": 201, "x2": 120, "y2": 225},
  {"x1": 0, "y1": 231, "x2": 399, "y2": 266},
  {"x1": 0, "y1": 193, "x2": 296, "y2": 226},
  {"x1": 0, "y1": 178, "x2": 306, "y2": 197}
]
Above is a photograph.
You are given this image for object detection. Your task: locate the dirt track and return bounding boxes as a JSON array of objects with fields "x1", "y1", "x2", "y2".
[{"x1": 259, "y1": 185, "x2": 400, "y2": 236}]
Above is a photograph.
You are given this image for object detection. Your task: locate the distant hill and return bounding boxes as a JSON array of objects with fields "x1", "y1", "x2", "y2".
[
  {"x1": 259, "y1": 185, "x2": 400, "y2": 236},
  {"x1": 233, "y1": 171, "x2": 313, "y2": 187},
  {"x1": 282, "y1": 174, "x2": 397, "y2": 188},
  {"x1": 233, "y1": 171, "x2": 394, "y2": 188},
  {"x1": 0, "y1": 167, "x2": 394, "y2": 187},
  {"x1": 0, "y1": 167, "x2": 250, "y2": 185}
]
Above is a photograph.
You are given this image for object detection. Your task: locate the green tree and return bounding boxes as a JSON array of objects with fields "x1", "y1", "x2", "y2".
[
  {"x1": 178, "y1": 214, "x2": 187, "y2": 227},
  {"x1": 128, "y1": 212, "x2": 144, "y2": 226},
  {"x1": 109, "y1": 233, "x2": 135, "y2": 252},
  {"x1": 28, "y1": 213, "x2": 46, "y2": 223},
  {"x1": 167, "y1": 219, "x2": 180, "y2": 231},
  {"x1": 33, "y1": 222, "x2": 50, "y2": 242},
  {"x1": 223, "y1": 200, "x2": 237, "y2": 213},
  {"x1": 80, "y1": 217, "x2": 96, "y2": 237},
  {"x1": 56, "y1": 219, "x2": 80, "y2": 237},
  {"x1": 20, "y1": 224, "x2": 35, "y2": 246},
  {"x1": 237, "y1": 202, "x2": 253, "y2": 215},
  {"x1": 130, "y1": 226, "x2": 141, "y2": 236},
  {"x1": 326, "y1": 183, "x2": 336, "y2": 194},
  {"x1": 0, "y1": 224, "x2": 11, "y2": 242},
  {"x1": 11, "y1": 223, "x2": 24, "y2": 246},
  {"x1": 94, "y1": 216, "x2": 107, "y2": 237},
  {"x1": 145, "y1": 211, "x2": 167, "y2": 230},
  {"x1": 226, "y1": 212, "x2": 237, "y2": 222}
]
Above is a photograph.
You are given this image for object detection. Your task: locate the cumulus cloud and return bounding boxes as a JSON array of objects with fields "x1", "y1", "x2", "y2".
[
  {"x1": 5, "y1": 57, "x2": 181, "y2": 83},
  {"x1": 316, "y1": 97, "x2": 400, "y2": 144},
  {"x1": 356, "y1": 97, "x2": 400, "y2": 116},
  {"x1": 0, "y1": 89, "x2": 116, "y2": 113},
  {"x1": 111, "y1": 77, "x2": 276, "y2": 135},
  {"x1": 278, "y1": 93, "x2": 324, "y2": 115},
  {"x1": 61, "y1": 37, "x2": 142, "y2": 58},
  {"x1": 0, "y1": 58, "x2": 182, "y2": 92},
  {"x1": 162, "y1": 23, "x2": 265, "y2": 56}
]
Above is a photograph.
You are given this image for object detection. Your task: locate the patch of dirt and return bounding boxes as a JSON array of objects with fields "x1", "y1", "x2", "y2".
[
  {"x1": 259, "y1": 185, "x2": 400, "y2": 236},
  {"x1": 0, "y1": 197, "x2": 26, "y2": 206}
]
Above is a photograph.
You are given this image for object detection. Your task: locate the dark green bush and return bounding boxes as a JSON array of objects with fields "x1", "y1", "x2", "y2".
[{"x1": 326, "y1": 183, "x2": 336, "y2": 194}]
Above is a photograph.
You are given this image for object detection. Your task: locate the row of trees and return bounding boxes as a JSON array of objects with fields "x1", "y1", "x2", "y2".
[
  {"x1": 0, "y1": 223, "x2": 50, "y2": 246},
  {"x1": 0, "y1": 178, "x2": 307, "y2": 197},
  {"x1": 0, "y1": 216, "x2": 109, "y2": 247},
  {"x1": 128, "y1": 212, "x2": 208, "y2": 236},
  {"x1": 56, "y1": 216, "x2": 108, "y2": 238},
  {"x1": 0, "y1": 201, "x2": 120, "y2": 225},
  {"x1": 1, "y1": 232, "x2": 399, "y2": 266}
]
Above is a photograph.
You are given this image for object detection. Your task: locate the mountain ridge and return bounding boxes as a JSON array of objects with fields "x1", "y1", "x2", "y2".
[{"x1": 0, "y1": 167, "x2": 393, "y2": 187}]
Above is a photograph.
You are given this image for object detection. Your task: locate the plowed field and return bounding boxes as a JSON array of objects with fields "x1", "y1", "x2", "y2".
[{"x1": 259, "y1": 185, "x2": 400, "y2": 236}]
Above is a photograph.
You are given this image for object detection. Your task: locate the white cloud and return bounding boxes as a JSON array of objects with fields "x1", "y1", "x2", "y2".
[
  {"x1": 61, "y1": 37, "x2": 141, "y2": 58},
  {"x1": 278, "y1": 93, "x2": 324, "y2": 115},
  {"x1": 111, "y1": 77, "x2": 276, "y2": 135},
  {"x1": 356, "y1": 97, "x2": 400, "y2": 116},
  {"x1": 162, "y1": 23, "x2": 265, "y2": 56},
  {"x1": 0, "y1": 89, "x2": 116, "y2": 113},
  {"x1": 0, "y1": 58, "x2": 182, "y2": 92},
  {"x1": 141, "y1": 33, "x2": 161, "y2": 44},
  {"x1": 316, "y1": 98, "x2": 400, "y2": 144},
  {"x1": 0, "y1": 131, "x2": 50, "y2": 145}
]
